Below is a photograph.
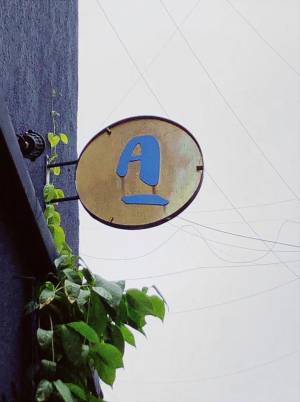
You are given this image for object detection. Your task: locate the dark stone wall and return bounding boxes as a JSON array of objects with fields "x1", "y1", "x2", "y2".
[
  {"x1": 0, "y1": 214, "x2": 28, "y2": 400},
  {"x1": 0, "y1": 1, "x2": 78, "y2": 399}
]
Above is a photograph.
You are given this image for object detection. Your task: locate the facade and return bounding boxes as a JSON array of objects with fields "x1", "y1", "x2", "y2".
[{"x1": 0, "y1": 1, "x2": 78, "y2": 400}]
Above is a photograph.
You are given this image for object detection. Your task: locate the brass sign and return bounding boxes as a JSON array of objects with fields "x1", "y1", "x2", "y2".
[{"x1": 76, "y1": 116, "x2": 204, "y2": 229}]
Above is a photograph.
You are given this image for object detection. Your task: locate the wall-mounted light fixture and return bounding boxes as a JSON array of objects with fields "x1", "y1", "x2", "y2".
[{"x1": 17, "y1": 130, "x2": 45, "y2": 161}]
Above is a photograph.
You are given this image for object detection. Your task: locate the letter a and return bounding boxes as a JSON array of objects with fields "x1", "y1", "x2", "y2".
[{"x1": 116, "y1": 135, "x2": 169, "y2": 206}]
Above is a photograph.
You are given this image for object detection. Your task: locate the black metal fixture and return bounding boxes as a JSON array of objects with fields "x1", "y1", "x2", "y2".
[{"x1": 17, "y1": 130, "x2": 45, "y2": 161}]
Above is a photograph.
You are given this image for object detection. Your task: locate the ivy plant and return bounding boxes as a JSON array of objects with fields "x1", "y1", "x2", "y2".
[{"x1": 30, "y1": 105, "x2": 166, "y2": 402}]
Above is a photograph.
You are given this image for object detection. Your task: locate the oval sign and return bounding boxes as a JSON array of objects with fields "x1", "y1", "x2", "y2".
[{"x1": 76, "y1": 116, "x2": 204, "y2": 229}]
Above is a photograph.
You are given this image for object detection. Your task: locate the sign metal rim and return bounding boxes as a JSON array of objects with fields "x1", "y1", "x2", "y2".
[{"x1": 76, "y1": 115, "x2": 204, "y2": 230}]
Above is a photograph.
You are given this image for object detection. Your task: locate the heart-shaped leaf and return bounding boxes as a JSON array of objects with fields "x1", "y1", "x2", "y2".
[
  {"x1": 54, "y1": 380, "x2": 74, "y2": 402},
  {"x1": 67, "y1": 321, "x2": 99, "y2": 344},
  {"x1": 37, "y1": 328, "x2": 53, "y2": 349}
]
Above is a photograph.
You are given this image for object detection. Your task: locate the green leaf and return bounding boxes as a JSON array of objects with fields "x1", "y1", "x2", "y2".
[
  {"x1": 41, "y1": 359, "x2": 56, "y2": 376},
  {"x1": 48, "y1": 132, "x2": 60, "y2": 147},
  {"x1": 36, "y1": 380, "x2": 54, "y2": 401},
  {"x1": 63, "y1": 269, "x2": 83, "y2": 285},
  {"x1": 115, "y1": 280, "x2": 125, "y2": 291},
  {"x1": 37, "y1": 328, "x2": 53, "y2": 349},
  {"x1": 77, "y1": 289, "x2": 90, "y2": 312},
  {"x1": 88, "y1": 396, "x2": 105, "y2": 402},
  {"x1": 25, "y1": 300, "x2": 39, "y2": 315},
  {"x1": 48, "y1": 210, "x2": 61, "y2": 225},
  {"x1": 44, "y1": 204, "x2": 55, "y2": 220},
  {"x1": 94, "y1": 357, "x2": 116, "y2": 386},
  {"x1": 60, "y1": 325, "x2": 83, "y2": 366},
  {"x1": 55, "y1": 188, "x2": 65, "y2": 199},
  {"x1": 54, "y1": 380, "x2": 74, "y2": 402},
  {"x1": 67, "y1": 321, "x2": 99, "y2": 344},
  {"x1": 126, "y1": 289, "x2": 153, "y2": 315},
  {"x1": 93, "y1": 275, "x2": 123, "y2": 307},
  {"x1": 44, "y1": 184, "x2": 56, "y2": 202},
  {"x1": 127, "y1": 308, "x2": 146, "y2": 334},
  {"x1": 39, "y1": 282, "x2": 55, "y2": 309},
  {"x1": 81, "y1": 344, "x2": 90, "y2": 362},
  {"x1": 61, "y1": 241, "x2": 73, "y2": 256},
  {"x1": 51, "y1": 166, "x2": 61, "y2": 176},
  {"x1": 149, "y1": 295, "x2": 165, "y2": 321},
  {"x1": 55, "y1": 254, "x2": 75, "y2": 269},
  {"x1": 59, "y1": 133, "x2": 69, "y2": 144},
  {"x1": 114, "y1": 297, "x2": 128, "y2": 323},
  {"x1": 93, "y1": 286, "x2": 112, "y2": 304},
  {"x1": 88, "y1": 291, "x2": 108, "y2": 337},
  {"x1": 66, "y1": 383, "x2": 87, "y2": 401},
  {"x1": 120, "y1": 325, "x2": 136, "y2": 347},
  {"x1": 82, "y1": 267, "x2": 95, "y2": 284},
  {"x1": 49, "y1": 225, "x2": 66, "y2": 249},
  {"x1": 64, "y1": 280, "x2": 81, "y2": 304},
  {"x1": 93, "y1": 342, "x2": 123, "y2": 369},
  {"x1": 109, "y1": 324, "x2": 125, "y2": 354}
]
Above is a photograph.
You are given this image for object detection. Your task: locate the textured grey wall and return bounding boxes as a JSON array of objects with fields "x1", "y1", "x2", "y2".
[{"x1": 0, "y1": 1, "x2": 78, "y2": 399}]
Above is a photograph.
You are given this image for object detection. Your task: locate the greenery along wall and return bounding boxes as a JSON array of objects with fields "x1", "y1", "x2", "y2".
[{"x1": 32, "y1": 118, "x2": 166, "y2": 401}]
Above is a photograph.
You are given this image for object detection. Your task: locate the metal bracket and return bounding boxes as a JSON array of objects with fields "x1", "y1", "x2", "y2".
[{"x1": 46, "y1": 158, "x2": 79, "y2": 203}]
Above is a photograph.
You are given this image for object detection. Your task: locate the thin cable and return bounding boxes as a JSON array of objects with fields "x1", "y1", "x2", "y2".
[
  {"x1": 170, "y1": 221, "x2": 300, "y2": 253},
  {"x1": 99, "y1": 0, "x2": 203, "y2": 127},
  {"x1": 95, "y1": 0, "x2": 168, "y2": 116},
  {"x1": 170, "y1": 277, "x2": 299, "y2": 314},
  {"x1": 179, "y1": 217, "x2": 300, "y2": 249},
  {"x1": 123, "y1": 350, "x2": 299, "y2": 384},
  {"x1": 81, "y1": 225, "x2": 187, "y2": 261},
  {"x1": 124, "y1": 259, "x2": 300, "y2": 281},
  {"x1": 156, "y1": 0, "x2": 300, "y2": 278},
  {"x1": 159, "y1": 0, "x2": 300, "y2": 202},
  {"x1": 176, "y1": 220, "x2": 284, "y2": 265},
  {"x1": 200, "y1": 173, "x2": 299, "y2": 275},
  {"x1": 94, "y1": 0, "x2": 300, "y2": 275},
  {"x1": 169, "y1": 221, "x2": 300, "y2": 266},
  {"x1": 224, "y1": 0, "x2": 300, "y2": 77},
  {"x1": 187, "y1": 198, "x2": 297, "y2": 213},
  {"x1": 81, "y1": 220, "x2": 300, "y2": 264}
]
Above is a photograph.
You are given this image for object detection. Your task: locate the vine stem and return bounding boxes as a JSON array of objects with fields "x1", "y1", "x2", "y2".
[
  {"x1": 51, "y1": 89, "x2": 58, "y2": 174},
  {"x1": 84, "y1": 295, "x2": 92, "y2": 345},
  {"x1": 49, "y1": 314, "x2": 55, "y2": 362}
]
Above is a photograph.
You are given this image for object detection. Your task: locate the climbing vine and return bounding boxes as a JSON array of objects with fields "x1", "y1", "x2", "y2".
[{"x1": 30, "y1": 102, "x2": 166, "y2": 402}]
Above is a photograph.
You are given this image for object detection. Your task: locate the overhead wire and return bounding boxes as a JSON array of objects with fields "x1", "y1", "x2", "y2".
[
  {"x1": 90, "y1": 1, "x2": 300, "y2": 388},
  {"x1": 81, "y1": 220, "x2": 300, "y2": 265},
  {"x1": 158, "y1": 0, "x2": 299, "y2": 278},
  {"x1": 170, "y1": 277, "x2": 299, "y2": 314},
  {"x1": 169, "y1": 220, "x2": 300, "y2": 252},
  {"x1": 89, "y1": 0, "x2": 296, "y2": 275},
  {"x1": 223, "y1": 0, "x2": 300, "y2": 77},
  {"x1": 168, "y1": 221, "x2": 300, "y2": 265},
  {"x1": 187, "y1": 197, "x2": 297, "y2": 213},
  {"x1": 91, "y1": 2, "x2": 300, "y2": 253},
  {"x1": 124, "y1": 259, "x2": 300, "y2": 281},
  {"x1": 95, "y1": 0, "x2": 168, "y2": 116},
  {"x1": 159, "y1": 0, "x2": 300, "y2": 204},
  {"x1": 178, "y1": 217, "x2": 300, "y2": 249},
  {"x1": 120, "y1": 349, "x2": 299, "y2": 384},
  {"x1": 99, "y1": 0, "x2": 204, "y2": 128}
]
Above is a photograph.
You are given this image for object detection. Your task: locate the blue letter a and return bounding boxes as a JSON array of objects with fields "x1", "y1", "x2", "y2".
[{"x1": 116, "y1": 135, "x2": 169, "y2": 206}]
